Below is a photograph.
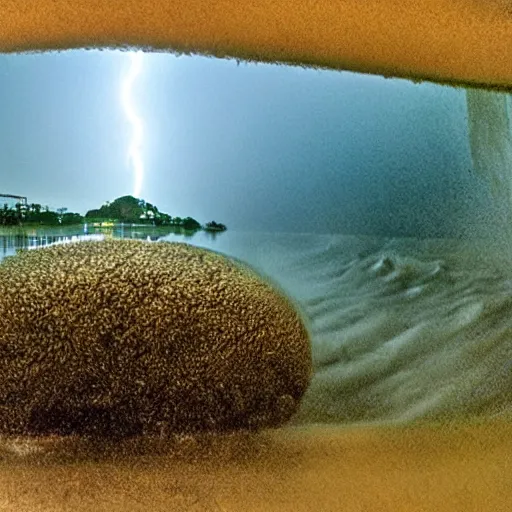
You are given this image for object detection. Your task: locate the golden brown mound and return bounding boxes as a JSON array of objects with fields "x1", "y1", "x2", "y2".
[{"x1": 0, "y1": 239, "x2": 311, "y2": 437}]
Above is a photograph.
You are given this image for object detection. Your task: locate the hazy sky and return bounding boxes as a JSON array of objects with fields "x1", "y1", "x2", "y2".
[{"x1": 0, "y1": 49, "x2": 491, "y2": 237}]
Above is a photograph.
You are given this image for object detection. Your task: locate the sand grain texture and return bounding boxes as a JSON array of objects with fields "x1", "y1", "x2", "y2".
[
  {"x1": 0, "y1": 420, "x2": 511, "y2": 511},
  {"x1": 0, "y1": 239, "x2": 311, "y2": 436}
]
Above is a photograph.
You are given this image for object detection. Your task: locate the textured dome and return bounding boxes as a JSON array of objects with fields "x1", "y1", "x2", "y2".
[{"x1": 0, "y1": 239, "x2": 311, "y2": 437}]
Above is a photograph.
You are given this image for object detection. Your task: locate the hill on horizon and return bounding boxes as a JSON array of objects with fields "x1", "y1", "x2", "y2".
[{"x1": 85, "y1": 195, "x2": 202, "y2": 229}]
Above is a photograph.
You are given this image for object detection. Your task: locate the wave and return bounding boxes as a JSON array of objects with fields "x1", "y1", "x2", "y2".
[{"x1": 287, "y1": 236, "x2": 512, "y2": 425}]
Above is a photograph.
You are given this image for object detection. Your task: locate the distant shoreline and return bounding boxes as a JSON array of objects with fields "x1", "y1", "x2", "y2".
[{"x1": 1, "y1": 195, "x2": 227, "y2": 233}]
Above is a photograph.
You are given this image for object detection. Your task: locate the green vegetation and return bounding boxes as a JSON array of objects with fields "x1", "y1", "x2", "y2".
[
  {"x1": 1, "y1": 195, "x2": 227, "y2": 233},
  {"x1": 204, "y1": 220, "x2": 227, "y2": 232},
  {"x1": 0, "y1": 203, "x2": 84, "y2": 226},
  {"x1": 85, "y1": 195, "x2": 172, "y2": 225},
  {"x1": 84, "y1": 196, "x2": 205, "y2": 230}
]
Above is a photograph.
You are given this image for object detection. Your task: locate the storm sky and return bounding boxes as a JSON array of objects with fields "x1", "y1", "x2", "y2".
[{"x1": 0, "y1": 49, "x2": 492, "y2": 237}]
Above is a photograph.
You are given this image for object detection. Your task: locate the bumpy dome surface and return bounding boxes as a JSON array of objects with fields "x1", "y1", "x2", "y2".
[{"x1": 0, "y1": 239, "x2": 311, "y2": 436}]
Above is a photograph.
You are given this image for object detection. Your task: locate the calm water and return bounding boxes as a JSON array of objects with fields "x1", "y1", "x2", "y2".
[{"x1": 2, "y1": 226, "x2": 512, "y2": 426}]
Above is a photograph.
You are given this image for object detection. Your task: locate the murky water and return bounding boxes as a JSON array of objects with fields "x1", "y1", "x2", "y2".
[{"x1": 3, "y1": 228, "x2": 512, "y2": 427}]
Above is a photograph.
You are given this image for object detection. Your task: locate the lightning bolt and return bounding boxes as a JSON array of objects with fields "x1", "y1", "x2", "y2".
[{"x1": 121, "y1": 51, "x2": 144, "y2": 198}]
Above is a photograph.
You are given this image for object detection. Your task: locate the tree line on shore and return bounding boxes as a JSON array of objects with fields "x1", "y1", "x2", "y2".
[{"x1": 0, "y1": 195, "x2": 227, "y2": 232}]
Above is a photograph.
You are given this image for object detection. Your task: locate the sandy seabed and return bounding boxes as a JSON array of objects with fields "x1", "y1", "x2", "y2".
[{"x1": 0, "y1": 419, "x2": 511, "y2": 512}]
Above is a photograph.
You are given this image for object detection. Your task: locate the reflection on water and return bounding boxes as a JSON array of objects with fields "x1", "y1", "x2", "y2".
[
  {"x1": 0, "y1": 225, "x2": 211, "y2": 260},
  {"x1": 1, "y1": 231, "x2": 105, "y2": 259}
]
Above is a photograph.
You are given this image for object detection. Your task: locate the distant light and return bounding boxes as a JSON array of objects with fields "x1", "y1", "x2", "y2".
[{"x1": 121, "y1": 52, "x2": 144, "y2": 198}]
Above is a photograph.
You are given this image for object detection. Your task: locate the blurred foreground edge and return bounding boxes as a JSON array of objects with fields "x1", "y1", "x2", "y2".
[
  {"x1": 0, "y1": 0, "x2": 511, "y2": 90},
  {"x1": 0, "y1": 420, "x2": 511, "y2": 511}
]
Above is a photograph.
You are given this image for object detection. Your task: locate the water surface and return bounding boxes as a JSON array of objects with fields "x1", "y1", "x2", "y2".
[{"x1": 3, "y1": 227, "x2": 511, "y2": 427}]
